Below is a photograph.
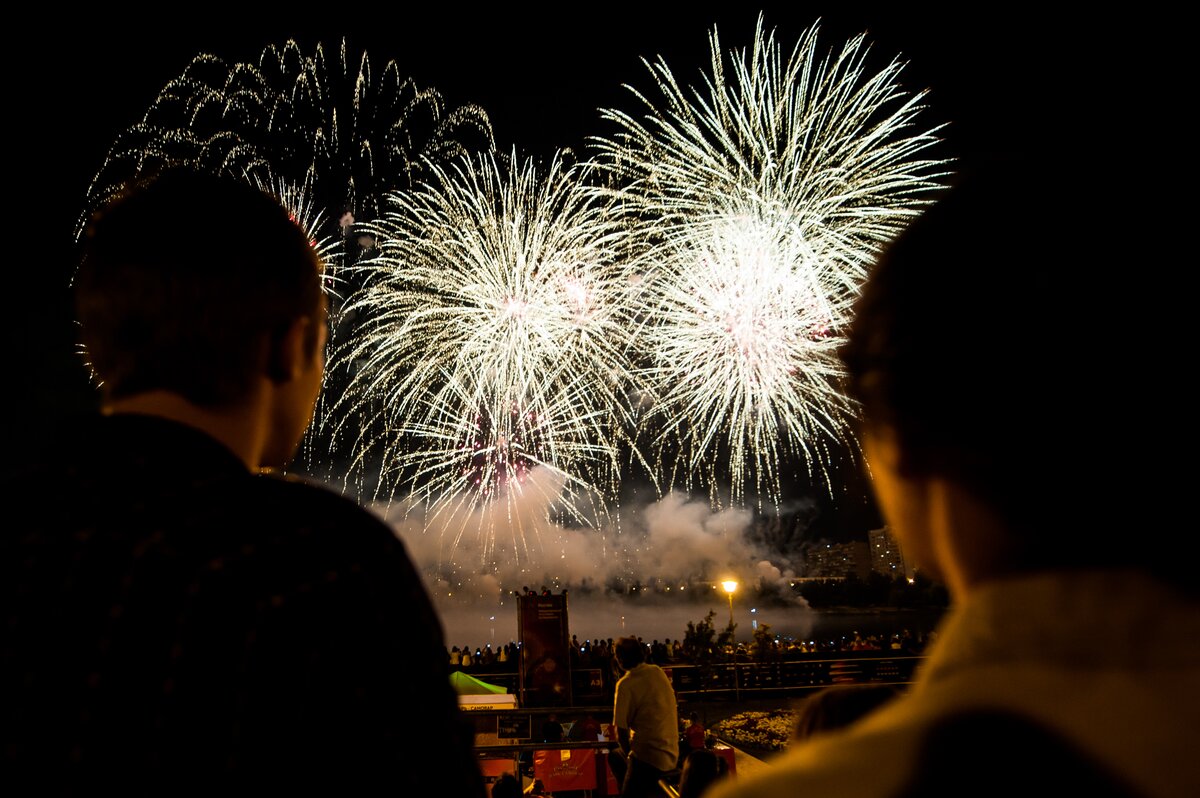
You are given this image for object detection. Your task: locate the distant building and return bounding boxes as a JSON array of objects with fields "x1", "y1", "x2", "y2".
[
  {"x1": 869, "y1": 526, "x2": 915, "y2": 580},
  {"x1": 807, "y1": 540, "x2": 870, "y2": 580}
]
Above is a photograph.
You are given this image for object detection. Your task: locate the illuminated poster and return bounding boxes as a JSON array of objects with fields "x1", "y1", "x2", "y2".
[{"x1": 518, "y1": 594, "x2": 572, "y2": 707}]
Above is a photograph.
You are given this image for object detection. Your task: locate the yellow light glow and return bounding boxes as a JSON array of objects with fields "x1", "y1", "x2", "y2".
[{"x1": 721, "y1": 580, "x2": 738, "y2": 594}]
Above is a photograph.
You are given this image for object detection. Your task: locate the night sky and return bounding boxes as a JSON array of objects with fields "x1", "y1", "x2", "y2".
[{"x1": 9, "y1": 7, "x2": 1099, "y2": 541}]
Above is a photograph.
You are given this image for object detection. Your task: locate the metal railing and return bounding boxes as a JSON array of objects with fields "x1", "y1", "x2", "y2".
[
  {"x1": 665, "y1": 653, "x2": 923, "y2": 699},
  {"x1": 457, "y1": 652, "x2": 924, "y2": 704}
]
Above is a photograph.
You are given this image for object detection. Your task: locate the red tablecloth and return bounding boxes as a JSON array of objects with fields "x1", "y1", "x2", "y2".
[
  {"x1": 713, "y1": 743, "x2": 737, "y2": 775},
  {"x1": 535, "y1": 747, "x2": 624, "y2": 793}
]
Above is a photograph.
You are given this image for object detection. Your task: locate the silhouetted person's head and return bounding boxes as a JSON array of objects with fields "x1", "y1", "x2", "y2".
[
  {"x1": 678, "y1": 748, "x2": 727, "y2": 798},
  {"x1": 614, "y1": 636, "x2": 645, "y2": 670},
  {"x1": 491, "y1": 773, "x2": 520, "y2": 798},
  {"x1": 793, "y1": 684, "x2": 900, "y2": 741},
  {"x1": 76, "y1": 169, "x2": 327, "y2": 469},
  {"x1": 839, "y1": 157, "x2": 1169, "y2": 590}
]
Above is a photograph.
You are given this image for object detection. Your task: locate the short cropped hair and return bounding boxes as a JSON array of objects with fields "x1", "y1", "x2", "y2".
[
  {"x1": 839, "y1": 156, "x2": 1150, "y2": 575},
  {"x1": 614, "y1": 637, "x2": 646, "y2": 669},
  {"x1": 490, "y1": 773, "x2": 521, "y2": 798},
  {"x1": 793, "y1": 684, "x2": 899, "y2": 741},
  {"x1": 76, "y1": 170, "x2": 323, "y2": 406},
  {"x1": 842, "y1": 169, "x2": 1018, "y2": 488}
]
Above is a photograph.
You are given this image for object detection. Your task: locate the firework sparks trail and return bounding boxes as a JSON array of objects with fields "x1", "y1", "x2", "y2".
[
  {"x1": 82, "y1": 39, "x2": 493, "y2": 241},
  {"x1": 333, "y1": 150, "x2": 642, "y2": 564},
  {"x1": 594, "y1": 17, "x2": 948, "y2": 505},
  {"x1": 81, "y1": 39, "x2": 496, "y2": 475}
]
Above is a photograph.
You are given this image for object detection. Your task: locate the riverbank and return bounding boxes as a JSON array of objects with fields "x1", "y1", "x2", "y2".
[{"x1": 439, "y1": 597, "x2": 946, "y2": 651}]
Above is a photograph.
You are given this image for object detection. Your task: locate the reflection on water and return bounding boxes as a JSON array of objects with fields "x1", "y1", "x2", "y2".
[{"x1": 436, "y1": 594, "x2": 946, "y2": 650}]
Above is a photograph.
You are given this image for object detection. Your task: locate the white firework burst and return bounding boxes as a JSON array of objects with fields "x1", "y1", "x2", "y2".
[
  {"x1": 594, "y1": 16, "x2": 948, "y2": 505},
  {"x1": 83, "y1": 39, "x2": 493, "y2": 240},
  {"x1": 333, "y1": 150, "x2": 641, "y2": 564},
  {"x1": 82, "y1": 39, "x2": 496, "y2": 477}
]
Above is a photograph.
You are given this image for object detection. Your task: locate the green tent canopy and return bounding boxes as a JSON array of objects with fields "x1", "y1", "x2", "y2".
[{"x1": 449, "y1": 670, "x2": 508, "y2": 696}]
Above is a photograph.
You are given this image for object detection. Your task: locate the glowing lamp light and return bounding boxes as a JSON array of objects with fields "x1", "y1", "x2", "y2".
[{"x1": 721, "y1": 580, "x2": 738, "y2": 643}]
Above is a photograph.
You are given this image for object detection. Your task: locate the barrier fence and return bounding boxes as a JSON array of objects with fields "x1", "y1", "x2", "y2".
[
  {"x1": 463, "y1": 654, "x2": 924, "y2": 793},
  {"x1": 474, "y1": 738, "x2": 740, "y2": 796},
  {"x1": 461, "y1": 652, "x2": 924, "y2": 704}
]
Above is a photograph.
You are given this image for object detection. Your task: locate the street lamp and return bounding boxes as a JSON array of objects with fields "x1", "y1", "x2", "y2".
[
  {"x1": 721, "y1": 580, "x2": 738, "y2": 636},
  {"x1": 721, "y1": 579, "x2": 740, "y2": 700}
]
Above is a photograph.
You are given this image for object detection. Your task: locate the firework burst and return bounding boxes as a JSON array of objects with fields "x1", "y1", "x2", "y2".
[
  {"x1": 82, "y1": 39, "x2": 496, "y2": 475},
  {"x1": 83, "y1": 39, "x2": 493, "y2": 240},
  {"x1": 333, "y1": 150, "x2": 641, "y2": 564},
  {"x1": 595, "y1": 17, "x2": 948, "y2": 505}
]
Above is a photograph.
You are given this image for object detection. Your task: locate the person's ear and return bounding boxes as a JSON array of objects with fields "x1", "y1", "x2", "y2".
[{"x1": 266, "y1": 316, "x2": 311, "y2": 384}]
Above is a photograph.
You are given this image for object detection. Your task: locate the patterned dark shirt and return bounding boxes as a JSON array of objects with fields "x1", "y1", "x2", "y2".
[{"x1": 2, "y1": 413, "x2": 484, "y2": 796}]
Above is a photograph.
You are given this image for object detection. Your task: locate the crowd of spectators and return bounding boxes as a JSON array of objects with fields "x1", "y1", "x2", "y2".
[{"x1": 449, "y1": 630, "x2": 931, "y2": 675}]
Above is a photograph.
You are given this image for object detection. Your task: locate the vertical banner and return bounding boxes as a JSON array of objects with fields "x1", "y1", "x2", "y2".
[{"x1": 518, "y1": 594, "x2": 572, "y2": 707}]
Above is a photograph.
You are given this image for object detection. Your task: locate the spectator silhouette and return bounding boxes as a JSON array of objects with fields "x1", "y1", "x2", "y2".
[
  {"x1": 491, "y1": 774, "x2": 521, "y2": 798},
  {"x1": 677, "y1": 748, "x2": 728, "y2": 798},
  {"x1": 706, "y1": 158, "x2": 1199, "y2": 798},
  {"x1": 1, "y1": 170, "x2": 483, "y2": 796},
  {"x1": 791, "y1": 684, "x2": 899, "y2": 742}
]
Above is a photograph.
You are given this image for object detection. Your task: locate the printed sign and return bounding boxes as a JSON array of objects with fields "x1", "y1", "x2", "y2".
[{"x1": 518, "y1": 594, "x2": 573, "y2": 707}]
